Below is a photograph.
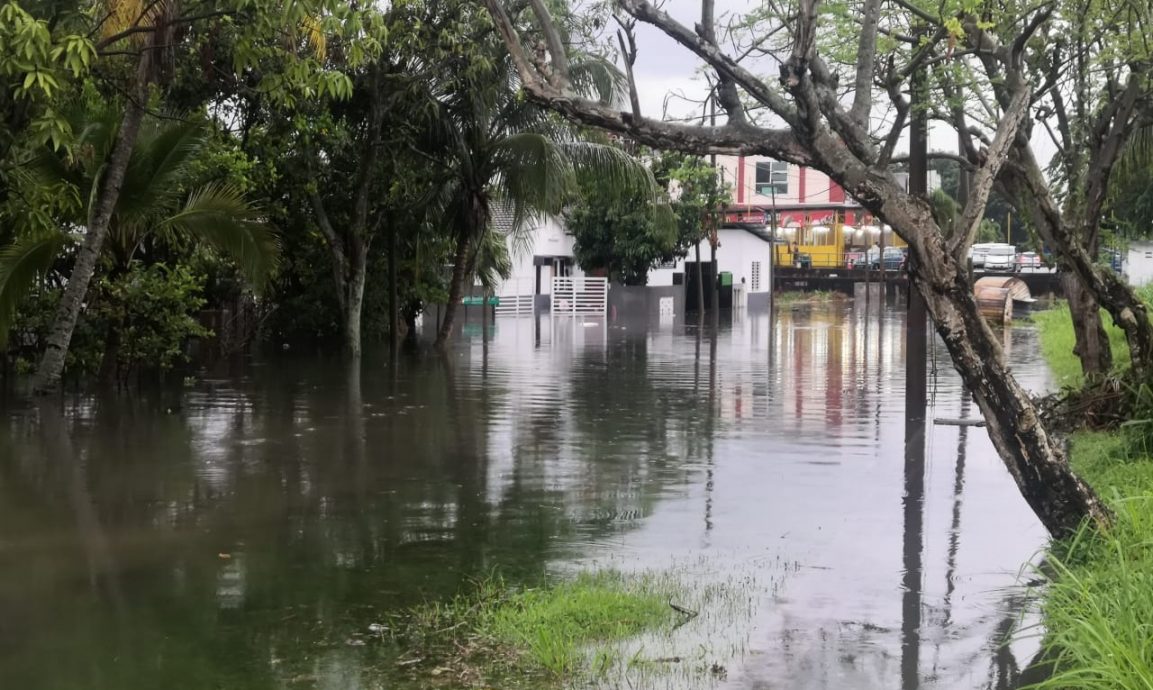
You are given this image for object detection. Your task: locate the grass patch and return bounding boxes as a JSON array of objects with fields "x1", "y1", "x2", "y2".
[
  {"x1": 1032, "y1": 303, "x2": 1130, "y2": 388},
  {"x1": 486, "y1": 571, "x2": 671, "y2": 676},
  {"x1": 1031, "y1": 284, "x2": 1153, "y2": 389},
  {"x1": 774, "y1": 290, "x2": 848, "y2": 305},
  {"x1": 389, "y1": 570, "x2": 688, "y2": 688},
  {"x1": 1027, "y1": 304, "x2": 1153, "y2": 689},
  {"x1": 1025, "y1": 443, "x2": 1153, "y2": 689}
]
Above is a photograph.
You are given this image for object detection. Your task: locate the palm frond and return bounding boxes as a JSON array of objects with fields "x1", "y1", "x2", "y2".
[
  {"x1": 117, "y1": 120, "x2": 205, "y2": 220},
  {"x1": 1115, "y1": 125, "x2": 1153, "y2": 181},
  {"x1": 559, "y1": 141, "x2": 661, "y2": 203},
  {"x1": 651, "y1": 201, "x2": 678, "y2": 244},
  {"x1": 0, "y1": 231, "x2": 70, "y2": 348},
  {"x1": 490, "y1": 132, "x2": 577, "y2": 222},
  {"x1": 475, "y1": 228, "x2": 513, "y2": 291},
  {"x1": 569, "y1": 54, "x2": 627, "y2": 106},
  {"x1": 160, "y1": 183, "x2": 281, "y2": 290}
]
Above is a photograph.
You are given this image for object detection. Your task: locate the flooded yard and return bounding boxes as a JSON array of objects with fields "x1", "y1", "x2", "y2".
[{"x1": 0, "y1": 303, "x2": 1049, "y2": 689}]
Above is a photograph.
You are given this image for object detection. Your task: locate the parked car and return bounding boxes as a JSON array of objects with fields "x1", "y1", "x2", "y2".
[
  {"x1": 1015, "y1": 251, "x2": 1041, "y2": 271},
  {"x1": 1100, "y1": 248, "x2": 1123, "y2": 273},
  {"x1": 873, "y1": 247, "x2": 906, "y2": 271},
  {"x1": 983, "y1": 244, "x2": 1017, "y2": 272},
  {"x1": 969, "y1": 243, "x2": 994, "y2": 268}
]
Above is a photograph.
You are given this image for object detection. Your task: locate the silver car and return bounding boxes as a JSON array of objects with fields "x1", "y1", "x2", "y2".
[{"x1": 983, "y1": 245, "x2": 1017, "y2": 272}]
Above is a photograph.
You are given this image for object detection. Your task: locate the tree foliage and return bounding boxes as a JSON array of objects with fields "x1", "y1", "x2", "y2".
[{"x1": 568, "y1": 173, "x2": 677, "y2": 286}]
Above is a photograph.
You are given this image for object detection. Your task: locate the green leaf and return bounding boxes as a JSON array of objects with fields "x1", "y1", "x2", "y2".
[{"x1": 0, "y1": 231, "x2": 70, "y2": 348}]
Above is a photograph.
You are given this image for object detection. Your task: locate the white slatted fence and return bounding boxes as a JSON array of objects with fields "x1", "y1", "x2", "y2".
[{"x1": 551, "y1": 277, "x2": 608, "y2": 315}]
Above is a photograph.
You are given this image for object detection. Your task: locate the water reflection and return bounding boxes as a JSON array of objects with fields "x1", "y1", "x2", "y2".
[{"x1": 0, "y1": 304, "x2": 1048, "y2": 689}]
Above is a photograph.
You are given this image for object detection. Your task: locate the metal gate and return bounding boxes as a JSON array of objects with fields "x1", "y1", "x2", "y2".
[
  {"x1": 494, "y1": 277, "x2": 534, "y2": 315},
  {"x1": 551, "y1": 276, "x2": 608, "y2": 315}
]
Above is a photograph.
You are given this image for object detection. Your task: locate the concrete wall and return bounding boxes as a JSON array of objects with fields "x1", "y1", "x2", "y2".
[{"x1": 608, "y1": 284, "x2": 684, "y2": 321}]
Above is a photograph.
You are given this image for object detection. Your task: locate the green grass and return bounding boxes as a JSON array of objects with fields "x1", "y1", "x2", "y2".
[
  {"x1": 484, "y1": 571, "x2": 672, "y2": 676},
  {"x1": 1032, "y1": 304, "x2": 1131, "y2": 388},
  {"x1": 391, "y1": 570, "x2": 681, "y2": 687},
  {"x1": 774, "y1": 290, "x2": 848, "y2": 305},
  {"x1": 1026, "y1": 449, "x2": 1153, "y2": 689},
  {"x1": 1028, "y1": 305, "x2": 1153, "y2": 689}
]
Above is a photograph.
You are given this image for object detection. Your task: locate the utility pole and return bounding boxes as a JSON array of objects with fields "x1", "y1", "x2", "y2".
[
  {"x1": 906, "y1": 56, "x2": 929, "y2": 428},
  {"x1": 709, "y1": 94, "x2": 720, "y2": 325},
  {"x1": 901, "y1": 28, "x2": 929, "y2": 690},
  {"x1": 770, "y1": 185, "x2": 778, "y2": 312}
]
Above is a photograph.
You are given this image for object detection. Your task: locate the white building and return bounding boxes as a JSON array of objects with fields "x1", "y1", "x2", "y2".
[
  {"x1": 1127, "y1": 241, "x2": 1153, "y2": 286},
  {"x1": 490, "y1": 214, "x2": 586, "y2": 313},
  {"x1": 648, "y1": 224, "x2": 777, "y2": 309}
]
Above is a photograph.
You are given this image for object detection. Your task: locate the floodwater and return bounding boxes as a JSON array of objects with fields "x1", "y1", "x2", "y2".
[{"x1": 0, "y1": 302, "x2": 1050, "y2": 689}]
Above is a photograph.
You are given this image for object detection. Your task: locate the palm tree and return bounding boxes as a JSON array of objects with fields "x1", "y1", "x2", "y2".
[
  {"x1": 427, "y1": 54, "x2": 658, "y2": 350},
  {"x1": 0, "y1": 108, "x2": 279, "y2": 376}
]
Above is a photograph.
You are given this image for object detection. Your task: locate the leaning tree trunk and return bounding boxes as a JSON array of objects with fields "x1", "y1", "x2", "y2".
[
  {"x1": 912, "y1": 260, "x2": 1109, "y2": 536},
  {"x1": 1063, "y1": 273, "x2": 1113, "y2": 377},
  {"x1": 33, "y1": 98, "x2": 147, "y2": 394},
  {"x1": 434, "y1": 229, "x2": 472, "y2": 350}
]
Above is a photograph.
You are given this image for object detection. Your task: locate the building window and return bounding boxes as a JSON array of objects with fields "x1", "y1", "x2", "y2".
[
  {"x1": 751, "y1": 261, "x2": 762, "y2": 292},
  {"x1": 755, "y1": 161, "x2": 788, "y2": 196}
]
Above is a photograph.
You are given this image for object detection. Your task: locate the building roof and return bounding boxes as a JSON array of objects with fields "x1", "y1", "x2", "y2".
[{"x1": 720, "y1": 222, "x2": 783, "y2": 244}]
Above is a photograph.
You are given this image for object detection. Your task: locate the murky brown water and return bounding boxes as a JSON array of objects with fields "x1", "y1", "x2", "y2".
[{"x1": 0, "y1": 303, "x2": 1048, "y2": 689}]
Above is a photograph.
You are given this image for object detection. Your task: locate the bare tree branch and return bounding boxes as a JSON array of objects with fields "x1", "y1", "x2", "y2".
[
  {"x1": 697, "y1": 0, "x2": 747, "y2": 125},
  {"x1": 526, "y1": 0, "x2": 571, "y2": 88},
  {"x1": 615, "y1": 25, "x2": 642, "y2": 120},
  {"x1": 480, "y1": 0, "x2": 812, "y2": 161},
  {"x1": 1084, "y1": 73, "x2": 1142, "y2": 226},
  {"x1": 950, "y1": 85, "x2": 1032, "y2": 259},
  {"x1": 890, "y1": 152, "x2": 976, "y2": 171},
  {"x1": 617, "y1": 0, "x2": 799, "y2": 126},
  {"x1": 850, "y1": 0, "x2": 884, "y2": 125},
  {"x1": 877, "y1": 59, "x2": 909, "y2": 166},
  {"x1": 889, "y1": 0, "x2": 941, "y2": 26}
]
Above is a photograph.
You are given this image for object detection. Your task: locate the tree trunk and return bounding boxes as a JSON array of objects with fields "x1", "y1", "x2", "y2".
[
  {"x1": 911, "y1": 261, "x2": 1108, "y2": 536},
  {"x1": 481, "y1": 289, "x2": 490, "y2": 342},
  {"x1": 1003, "y1": 149, "x2": 1153, "y2": 373},
  {"x1": 435, "y1": 229, "x2": 471, "y2": 350},
  {"x1": 98, "y1": 322, "x2": 121, "y2": 386},
  {"x1": 344, "y1": 243, "x2": 368, "y2": 359},
  {"x1": 388, "y1": 224, "x2": 400, "y2": 360},
  {"x1": 33, "y1": 98, "x2": 147, "y2": 394},
  {"x1": 710, "y1": 238, "x2": 719, "y2": 325},
  {"x1": 694, "y1": 242, "x2": 705, "y2": 321},
  {"x1": 1064, "y1": 272, "x2": 1112, "y2": 377}
]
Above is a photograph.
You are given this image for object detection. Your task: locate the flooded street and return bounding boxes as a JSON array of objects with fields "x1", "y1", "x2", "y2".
[{"x1": 0, "y1": 303, "x2": 1049, "y2": 689}]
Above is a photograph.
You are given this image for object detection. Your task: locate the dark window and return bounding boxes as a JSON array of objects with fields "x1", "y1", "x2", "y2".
[{"x1": 754, "y1": 161, "x2": 789, "y2": 196}]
